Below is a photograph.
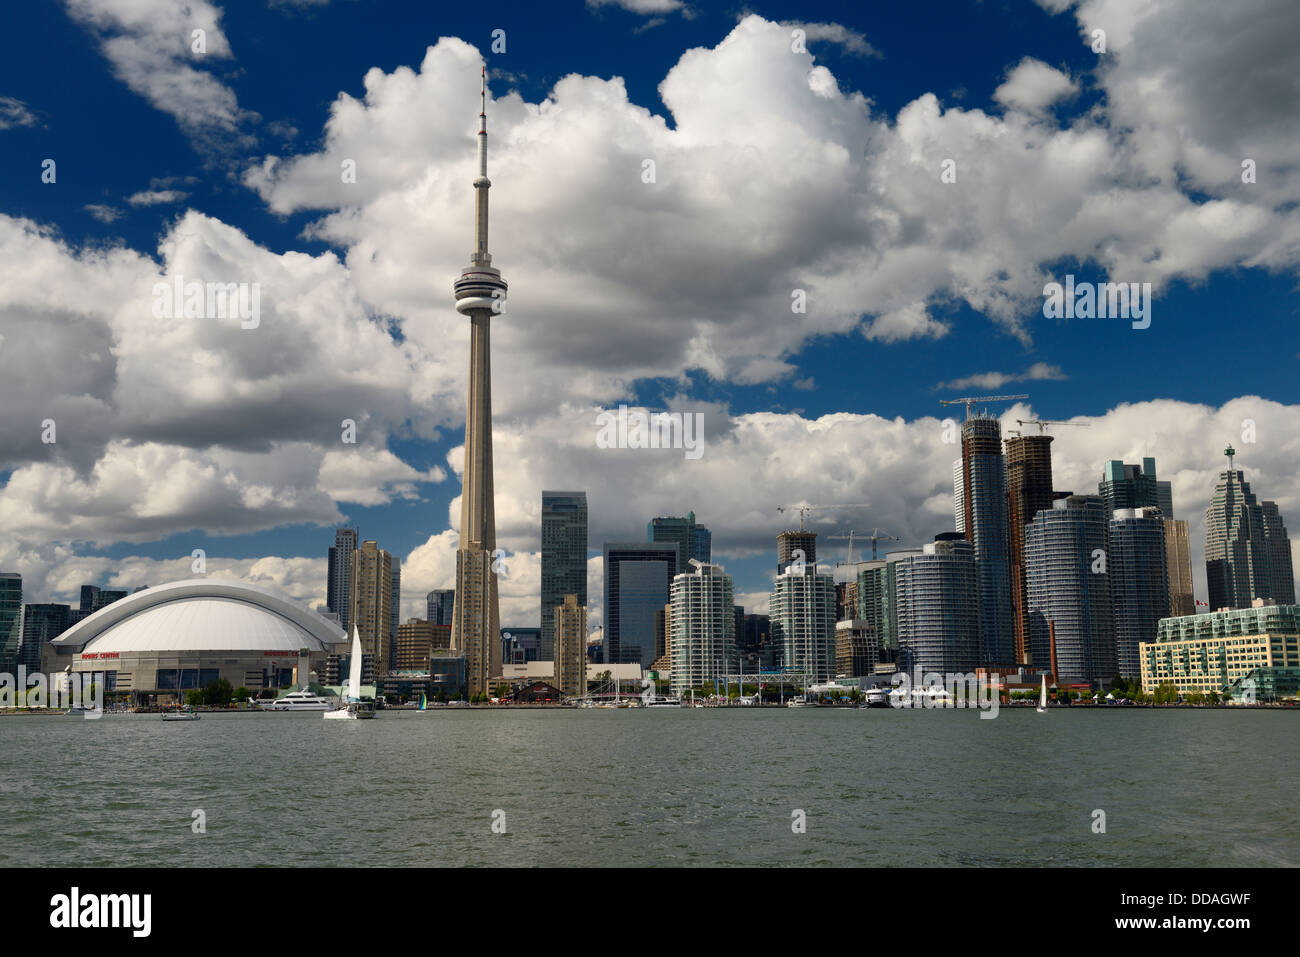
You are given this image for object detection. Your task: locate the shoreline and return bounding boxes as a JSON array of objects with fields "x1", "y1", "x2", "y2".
[{"x1": 3, "y1": 702, "x2": 1297, "y2": 716}]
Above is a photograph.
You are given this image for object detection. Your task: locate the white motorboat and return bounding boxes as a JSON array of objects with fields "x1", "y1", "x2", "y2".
[
  {"x1": 860, "y1": 688, "x2": 890, "y2": 708},
  {"x1": 259, "y1": 689, "x2": 333, "y2": 712},
  {"x1": 645, "y1": 695, "x2": 684, "y2": 708},
  {"x1": 162, "y1": 708, "x2": 200, "y2": 721}
]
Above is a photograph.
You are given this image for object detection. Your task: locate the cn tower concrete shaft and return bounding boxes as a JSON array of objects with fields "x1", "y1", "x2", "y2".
[{"x1": 451, "y1": 67, "x2": 506, "y2": 697}]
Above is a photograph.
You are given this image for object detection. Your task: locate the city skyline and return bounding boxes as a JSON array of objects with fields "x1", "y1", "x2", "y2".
[{"x1": 0, "y1": 2, "x2": 1297, "y2": 638}]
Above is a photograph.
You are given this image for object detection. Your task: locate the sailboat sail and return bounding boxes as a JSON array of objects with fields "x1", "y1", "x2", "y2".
[{"x1": 347, "y1": 626, "x2": 363, "y2": 703}]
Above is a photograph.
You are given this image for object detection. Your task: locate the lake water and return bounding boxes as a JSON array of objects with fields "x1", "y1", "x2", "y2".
[{"x1": 1, "y1": 708, "x2": 1294, "y2": 867}]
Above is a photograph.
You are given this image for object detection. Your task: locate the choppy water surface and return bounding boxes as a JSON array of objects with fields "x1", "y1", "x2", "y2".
[{"x1": 0, "y1": 708, "x2": 1294, "y2": 866}]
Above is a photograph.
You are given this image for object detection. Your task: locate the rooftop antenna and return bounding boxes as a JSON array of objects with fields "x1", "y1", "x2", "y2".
[{"x1": 1224, "y1": 444, "x2": 1236, "y2": 470}]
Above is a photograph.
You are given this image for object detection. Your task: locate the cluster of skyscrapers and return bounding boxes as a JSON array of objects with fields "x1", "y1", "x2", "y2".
[
  {"x1": 323, "y1": 528, "x2": 407, "y2": 681},
  {"x1": 7, "y1": 75, "x2": 1295, "y2": 710}
]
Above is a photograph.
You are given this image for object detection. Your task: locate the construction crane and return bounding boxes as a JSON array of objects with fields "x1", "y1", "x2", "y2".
[
  {"x1": 1016, "y1": 419, "x2": 1091, "y2": 434},
  {"x1": 830, "y1": 528, "x2": 900, "y2": 562},
  {"x1": 939, "y1": 394, "x2": 1030, "y2": 419},
  {"x1": 776, "y1": 503, "x2": 870, "y2": 532}
]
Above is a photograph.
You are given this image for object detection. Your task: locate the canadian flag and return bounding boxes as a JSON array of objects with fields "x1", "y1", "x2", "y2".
[{"x1": 1196, "y1": 600, "x2": 1209, "y2": 607}]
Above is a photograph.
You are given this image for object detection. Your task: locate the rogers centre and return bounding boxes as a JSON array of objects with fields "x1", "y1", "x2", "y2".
[{"x1": 46, "y1": 578, "x2": 347, "y2": 705}]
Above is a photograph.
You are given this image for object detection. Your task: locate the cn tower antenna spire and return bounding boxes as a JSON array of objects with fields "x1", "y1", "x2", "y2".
[{"x1": 471, "y1": 65, "x2": 492, "y2": 266}]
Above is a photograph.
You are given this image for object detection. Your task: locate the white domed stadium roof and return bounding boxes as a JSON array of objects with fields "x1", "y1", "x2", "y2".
[{"x1": 53, "y1": 578, "x2": 346, "y2": 655}]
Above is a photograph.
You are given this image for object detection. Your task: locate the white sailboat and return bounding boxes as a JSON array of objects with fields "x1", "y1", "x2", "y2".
[
  {"x1": 1036, "y1": 674, "x2": 1047, "y2": 713},
  {"x1": 324, "y1": 627, "x2": 375, "y2": 720}
]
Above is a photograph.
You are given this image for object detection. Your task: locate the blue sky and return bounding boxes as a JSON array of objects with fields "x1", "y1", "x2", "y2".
[{"x1": 1, "y1": 0, "x2": 1297, "y2": 625}]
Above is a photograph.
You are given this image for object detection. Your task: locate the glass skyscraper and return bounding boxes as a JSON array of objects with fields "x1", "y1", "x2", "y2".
[
  {"x1": 1205, "y1": 449, "x2": 1294, "y2": 609},
  {"x1": 958, "y1": 416, "x2": 1013, "y2": 664},
  {"x1": 1099, "y1": 458, "x2": 1162, "y2": 513},
  {"x1": 541, "y1": 491, "x2": 588, "y2": 661},
  {"x1": 0, "y1": 574, "x2": 22, "y2": 676},
  {"x1": 327, "y1": 527, "x2": 358, "y2": 632},
  {"x1": 856, "y1": 557, "x2": 907, "y2": 663},
  {"x1": 388, "y1": 559, "x2": 401, "y2": 671},
  {"x1": 1260, "y1": 502, "x2": 1296, "y2": 605},
  {"x1": 1109, "y1": 507, "x2": 1170, "y2": 680},
  {"x1": 1024, "y1": 495, "x2": 1116, "y2": 684},
  {"x1": 893, "y1": 535, "x2": 980, "y2": 675},
  {"x1": 19, "y1": 603, "x2": 72, "y2": 674},
  {"x1": 603, "y1": 542, "x2": 676, "y2": 666},
  {"x1": 427, "y1": 589, "x2": 455, "y2": 625},
  {"x1": 648, "y1": 512, "x2": 711, "y2": 571},
  {"x1": 1006, "y1": 434, "x2": 1055, "y2": 665}
]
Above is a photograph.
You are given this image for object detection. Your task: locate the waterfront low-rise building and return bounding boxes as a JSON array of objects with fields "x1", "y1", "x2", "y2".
[{"x1": 1138, "y1": 601, "x2": 1300, "y2": 697}]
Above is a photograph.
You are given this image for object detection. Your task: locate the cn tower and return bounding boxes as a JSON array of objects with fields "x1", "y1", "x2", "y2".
[{"x1": 450, "y1": 66, "x2": 505, "y2": 697}]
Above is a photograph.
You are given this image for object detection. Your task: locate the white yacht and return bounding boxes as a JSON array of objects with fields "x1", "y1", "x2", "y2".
[
  {"x1": 260, "y1": 690, "x2": 333, "y2": 712},
  {"x1": 645, "y1": 694, "x2": 683, "y2": 708},
  {"x1": 860, "y1": 688, "x2": 890, "y2": 708}
]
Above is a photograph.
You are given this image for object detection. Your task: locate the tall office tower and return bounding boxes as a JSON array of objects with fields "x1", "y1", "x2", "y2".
[
  {"x1": 769, "y1": 564, "x2": 837, "y2": 683},
  {"x1": 776, "y1": 530, "x2": 817, "y2": 573},
  {"x1": 1164, "y1": 519, "x2": 1195, "y2": 617},
  {"x1": 327, "y1": 527, "x2": 359, "y2": 632},
  {"x1": 959, "y1": 415, "x2": 1014, "y2": 664},
  {"x1": 76, "y1": 585, "x2": 127, "y2": 619},
  {"x1": 739, "y1": 612, "x2": 771, "y2": 664},
  {"x1": 648, "y1": 512, "x2": 711, "y2": 570},
  {"x1": 20, "y1": 603, "x2": 71, "y2": 673},
  {"x1": 1156, "y1": 481, "x2": 1174, "y2": 519},
  {"x1": 603, "y1": 542, "x2": 678, "y2": 666},
  {"x1": 0, "y1": 574, "x2": 22, "y2": 675},
  {"x1": 834, "y1": 620, "x2": 878, "y2": 678},
  {"x1": 1006, "y1": 433, "x2": 1055, "y2": 665},
  {"x1": 554, "y1": 594, "x2": 589, "y2": 697},
  {"x1": 1024, "y1": 496, "x2": 1116, "y2": 684},
  {"x1": 426, "y1": 589, "x2": 455, "y2": 626},
  {"x1": 388, "y1": 560, "x2": 402, "y2": 671},
  {"x1": 1109, "y1": 507, "x2": 1170, "y2": 680},
  {"x1": 893, "y1": 534, "x2": 980, "y2": 675},
  {"x1": 350, "y1": 540, "x2": 393, "y2": 681},
  {"x1": 669, "y1": 563, "x2": 736, "y2": 695},
  {"x1": 541, "y1": 491, "x2": 588, "y2": 661},
  {"x1": 1261, "y1": 502, "x2": 1296, "y2": 604},
  {"x1": 1099, "y1": 458, "x2": 1162, "y2": 512},
  {"x1": 953, "y1": 460, "x2": 965, "y2": 534},
  {"x1": 1205, "y1": 446, "x2": 1293, "y2": 609},
  {"x1": 449, "y1": 68, "x2": 507, "y2": 698}
]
